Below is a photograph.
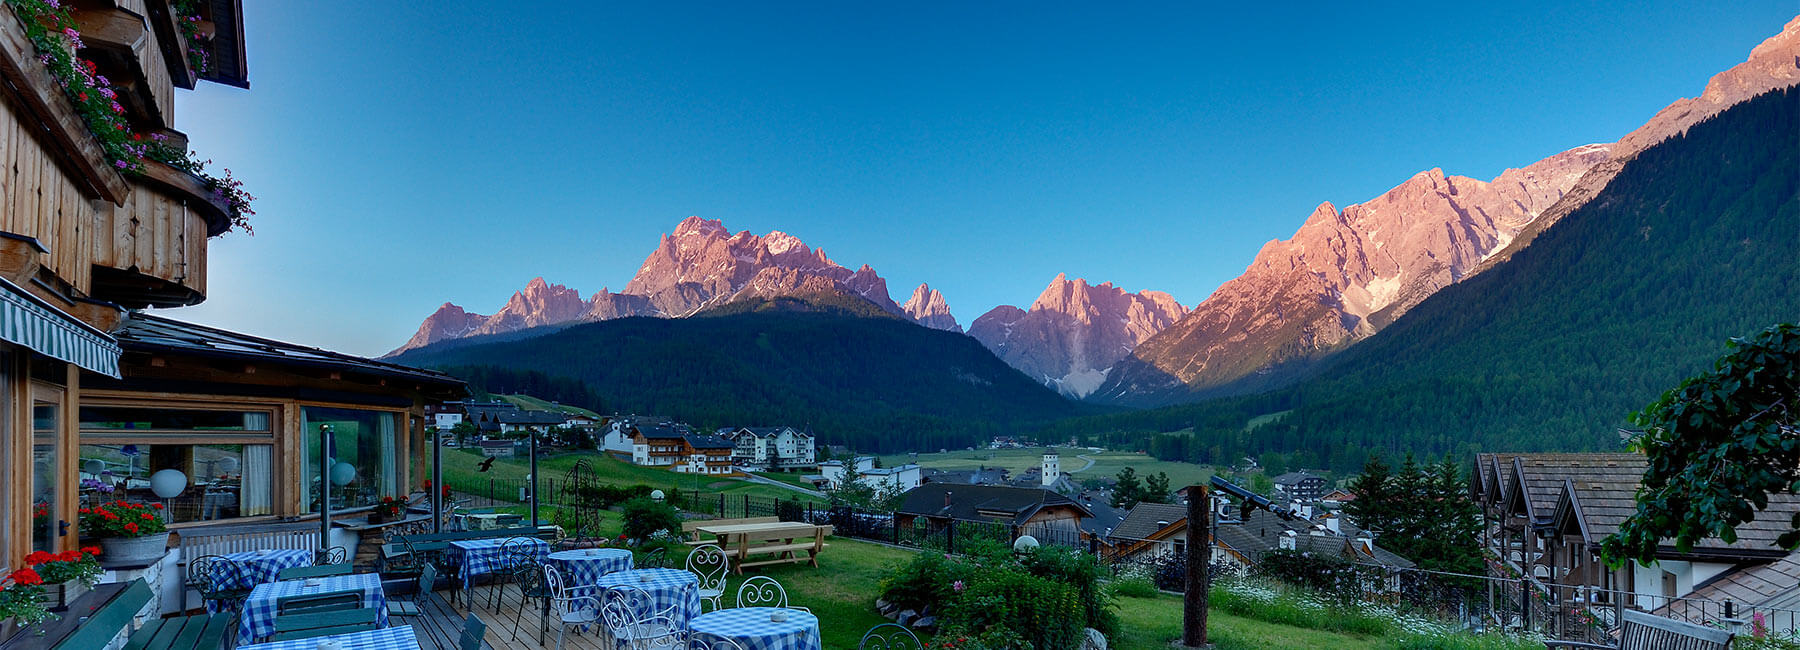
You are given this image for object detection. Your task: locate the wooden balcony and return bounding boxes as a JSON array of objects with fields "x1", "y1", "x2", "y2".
[{"x1": 88, "y1": 158, "x2": 230, "y2": 308}]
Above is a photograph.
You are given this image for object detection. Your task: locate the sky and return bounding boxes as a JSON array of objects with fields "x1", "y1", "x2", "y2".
[{"x1": 167, "y1": 2, "x2": 1798, "y2": 357}]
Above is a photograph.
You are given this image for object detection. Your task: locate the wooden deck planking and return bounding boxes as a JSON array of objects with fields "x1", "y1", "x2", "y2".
[{"x1": 414, "y1": 579, "x2": 610, "y2": 650}]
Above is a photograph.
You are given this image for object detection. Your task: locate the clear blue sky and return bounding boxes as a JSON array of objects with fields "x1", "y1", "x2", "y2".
[{"x1": 166, "y1": 2, "x2": 1797, "y2": 357}]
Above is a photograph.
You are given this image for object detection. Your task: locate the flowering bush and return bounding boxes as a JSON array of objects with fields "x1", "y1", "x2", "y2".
[
  {"x1": 27, "y1": 547, "x2": 101, "y2": 588},
  {"x1": 421, "y1": 480, "x2": 453, "y2": 500},
  {"x1": 3, "y1": 0, "x2": 255, "y2": 233},
  {"x1": 376, "y1": 496, "x2": 406, "y2": 518},
  {"x1": 879, "y1": 541, "x2": 1109, "y2": 649},
  {"x1": 0, "y1": 568, "x2": 50, "y2": 627},
  {"x1": 78, "y1": 501, "x2": 168, "y2": 538}
]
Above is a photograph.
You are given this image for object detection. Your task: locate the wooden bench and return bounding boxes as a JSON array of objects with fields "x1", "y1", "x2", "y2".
[
  {"x1": 1544, "y1": 609, "x2": 1733, "y2": 650},
  {"x1": 693, "y1": 522, "x2": 832, "y2": 572},
  {"x1": 51, "y1": 578, "x2": 233, "y2": 650}
]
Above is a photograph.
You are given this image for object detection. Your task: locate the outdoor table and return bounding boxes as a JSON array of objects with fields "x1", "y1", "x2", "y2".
[
  {"x1": 238, "y1": 625, "x2": 421, "y2": 650},
  {"x1": 689, "y1": 607, "x2": 823, "y2": 650},
  {"x1": 547, "y1": 548, "x2": 633, "y2": 592},
  {"x1": 218, "y1": 549, "x2": 313, "y2": 589},
  {"x1": 591, "y1": 568, "x2": 701, "y2": 629},
  {"x1": 237, "y1": 572, "x2": 390, "y2": 646},
  {"x1": 448, "y1": 536, "x2": 548, "y2": 590}
]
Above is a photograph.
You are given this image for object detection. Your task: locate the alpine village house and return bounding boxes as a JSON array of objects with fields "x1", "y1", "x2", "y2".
[{"x1": 0, "y1": 0, "x2": 463, "y2": 630}]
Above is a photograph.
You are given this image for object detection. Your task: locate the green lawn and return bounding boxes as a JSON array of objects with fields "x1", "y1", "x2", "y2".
[
  {"x1": 439, "y1": 449, "x2": 823, "y2": 505},
  {"x1": 497, "y1": 394, "x2": 602, "y2": 419},
  {"x1": 878, "y1": 447, "x2": 1217, "y2": 490}
]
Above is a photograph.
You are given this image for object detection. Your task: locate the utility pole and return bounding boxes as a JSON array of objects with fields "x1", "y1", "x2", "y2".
[{"x1": 1181, "y1": 484, "x2": 1213, "y2": 648}]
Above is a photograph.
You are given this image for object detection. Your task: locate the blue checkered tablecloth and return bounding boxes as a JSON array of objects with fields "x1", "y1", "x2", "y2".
[
  {"x1": 237, "y1": 573, "x2": 390, "y2": 645},
  {"x1": 548, "y1": 548, "x2": 633, "y2": 590},
  {"x1": 237, "y1": 625, "x2": 421, "y2": 650},
  {"x1": 591, "y1": 568, "x2": 701, "y2": 629},
  {"x1": 449, "y1": 537, "x2": 548, "y2": 590},
  {"x1": 689, "y1": 608, "x2": 822, "y2": 650},
  {"x1": 219, "y1": 549, "x2": 314, "y2": 590}
]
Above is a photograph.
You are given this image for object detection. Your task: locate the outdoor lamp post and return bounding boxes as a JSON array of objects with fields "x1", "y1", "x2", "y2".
[
  {"x1": 528, "y1": 428, "x2": 540, "y2": 528},
  {"x1": 150, "y1": 469, "x2": 187, "y2": 523},
  {"x1": 1012, "y1": 535, "x2": 1039, "y2": 555},
  {"x1": 650, "y1": 489, "x2": 665, "y2": 503}
]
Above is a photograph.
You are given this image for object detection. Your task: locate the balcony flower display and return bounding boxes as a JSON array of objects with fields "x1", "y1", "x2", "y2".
[
  {"x1": 0, "y1": 567, "x2": 49, "y2": 636},
  {"x1": 27, "y1": 548, "x2": 100, "y2": 608}
]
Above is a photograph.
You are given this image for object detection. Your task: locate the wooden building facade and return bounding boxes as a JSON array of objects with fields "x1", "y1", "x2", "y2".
[{"x1": 0, "y1": 0, "x2": 464, "y2": 577}]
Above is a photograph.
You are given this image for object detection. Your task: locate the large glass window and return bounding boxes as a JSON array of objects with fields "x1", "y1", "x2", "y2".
[
  {"x1": 79, "y1": 404, "x2": 276, "y2": 524},
  {"x1": 31, "y1": 396, "x2": 59, "y2": 552},
  {"x1": 301, "y1": 407, "x2": 400, "y2": 512},
  {"x1": 77, "y1": 443, "x2": 272, "y2": 522}
]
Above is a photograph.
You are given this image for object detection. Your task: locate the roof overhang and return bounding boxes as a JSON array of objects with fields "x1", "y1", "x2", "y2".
[{"x1": 0, "y1": 277, "x2": 121, "y2": 377}]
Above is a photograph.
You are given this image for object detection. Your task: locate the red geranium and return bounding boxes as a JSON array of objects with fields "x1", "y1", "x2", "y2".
[
  {"x1": 9, "y1": 569, "x2": 42, "y2": 586},
  {"x1": 123, "y1": 522, "x2": 139, "y2": 533}
]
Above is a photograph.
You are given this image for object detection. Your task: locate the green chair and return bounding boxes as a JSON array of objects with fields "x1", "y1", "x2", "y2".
[
  {"x1": 275, "y1": 588, "x2": 362, "y2": 615},
  {"x1": 276, "y1": 563, "x2": 353, "y2": 581},
  {"x1": 388, "y1": 562, "x2": 438, "y2": 617},
  {"x1": 271, "y1": 607, "x2": 379, "y2": 642},
  {"x1": 459, "y1": 614, "x2": 488, "y2": 650}
]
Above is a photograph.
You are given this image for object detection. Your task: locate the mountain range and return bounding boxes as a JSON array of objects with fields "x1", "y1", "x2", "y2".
[{"x1": 389, "y1": 17, "x2": 1799, "y2": 413}]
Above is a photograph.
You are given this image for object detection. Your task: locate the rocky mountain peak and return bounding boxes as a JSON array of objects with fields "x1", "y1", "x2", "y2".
[
  {"x1": 971, "y1": 276, "x2": 1188, "y2": 398},
  {"x1": 903, "y1": 283, "x2": 961, "y2": 332}
]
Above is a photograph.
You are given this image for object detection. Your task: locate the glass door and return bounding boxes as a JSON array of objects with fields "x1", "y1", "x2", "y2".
[{"x1": 31, "y1": 384, "x2": 64, "y2": 552}]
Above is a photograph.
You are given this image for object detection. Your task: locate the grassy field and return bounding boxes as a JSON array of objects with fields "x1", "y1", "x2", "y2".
[
  {"x1": 496, "y1": 394, "x2": 602, "y2": 418},
  {"x1": 878, "y1": 447, "x2": 1216, "y2": 488},
  {"x1": 439, "y1": 449, "x2": 822, "y2": 504}
]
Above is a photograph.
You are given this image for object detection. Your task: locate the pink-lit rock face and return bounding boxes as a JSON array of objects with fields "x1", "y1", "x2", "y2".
[
  {"x1": 969, "y1": 274, "x2": 1187, "y2": 398},
  {"x1": 903, "y1": 283, "x2": 961, "y2": 332},
  {"x1": 388, "y1": 216, "x2": 919, "y2": 356},
  {"x1": 1095, "y1": 142, "x2": 1614, "y2": 403}
]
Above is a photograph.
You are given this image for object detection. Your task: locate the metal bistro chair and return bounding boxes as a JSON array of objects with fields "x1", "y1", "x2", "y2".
[
  {"x1": 689, "y1": 632, "x2": 748, "y2": 650},
  {"x1": 187, "y1": 555, "x2": 252, "y2": 613},
  {"x1": 734, "y1": 576, "x2": 809, "y2": 613},
  {"x1": 858, "y1": 623, "x2": 924, "y2": 650},
  {"x1": 1543, "y1": 608, "x2": 1733, "y2": 650},
  {"x1": 543, "y1": 565, "x2": 602, "y2": 650},
  {"x1": 684, "y1": 544, "x2": 730, "y2": 612},
  {"x1": 316, "y1": 545, "x2": 350, "y2": 566},
  {"x1": 485, "y1": 536, "x2": 537, "y2": 612},
  {"x1": 600, "y1": 585, "x2": 682, "y2": 650},
  {"x1": 507, "y1": 558, "x2": 558, "y2": 643}
]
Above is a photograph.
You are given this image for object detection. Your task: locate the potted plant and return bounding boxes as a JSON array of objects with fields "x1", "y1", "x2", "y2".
[
  {"x1": 29, "y1": 547, "x2": 101, "y2": 608},
  {"x1": 79, "y1": 501, "x2": 169, "y2": 564},
  {"x1": 0, "y1": 567, "x2": 50, "y2": 641},
  {"x1": 372, "y1": 496, "x2": 406, "y2": 524}
]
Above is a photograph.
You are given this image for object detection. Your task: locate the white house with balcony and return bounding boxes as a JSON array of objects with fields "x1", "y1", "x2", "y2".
[{"x1": 720, "y1": 426, "x2": 817, "y2": 470}]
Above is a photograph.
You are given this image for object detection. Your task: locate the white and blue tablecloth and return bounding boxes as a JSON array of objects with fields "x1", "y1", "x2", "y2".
[
  {"x1": 548, "y1": 548, "x2": 633, "y2": 590},
  {"x1": 218, "y1": 549, "x2": 314, "y2": 590},
  {"x1": 238, "y1": 625, "x2": 421, "y2": 650},
  {"x1": 237, "y1": 573, "x2": 390, "y2": 645},
  {"x1": 449, "y1": 537, "x2": 548, "y2": 590},
  {"x1": 689, "y1": 608, "x2": 822, "y2": 650},
  {"x1": 591, "y1": 568, "x2": 702, "y2": 629}
]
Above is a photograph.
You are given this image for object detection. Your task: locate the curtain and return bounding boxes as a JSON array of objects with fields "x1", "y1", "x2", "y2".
[
  {"x1": 242, "y1": 445, "x2": 272, "y2": 516},
  {"x1": 379, "y1": 414, "x2": 398, "y2": 497}
]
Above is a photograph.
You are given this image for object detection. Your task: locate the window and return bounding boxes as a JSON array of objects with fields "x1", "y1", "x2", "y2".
[
  {"x1": 77, "y1": 443, "x2": 272, "y2": 523},
  {"x1": 79, "y1": 404, "x2": 276, "y2": 524},
  {"x1": 31, "y1": 385, "x2": 62, "y2": 553},
  {"x1": 301, "y1": 407, "x2": 400, "y2": 512}
]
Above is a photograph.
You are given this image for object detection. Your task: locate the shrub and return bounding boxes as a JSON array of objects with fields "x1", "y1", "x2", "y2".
[
  {"x1": 943, "y1": 568, "x2": 1084, "y2": 650},
  {"x1": 879, "y1": 552, "x2": 969, "y2": 612},
  {"x1": 1016, "y1": 544, "x2": 1117, "y2": 635},
  {"x1": 620, "y1": 497, "x2": 681, "y2": 542},
  {"x1": 1110, "y1": 573, "x2": 1159, "y2": 599}
]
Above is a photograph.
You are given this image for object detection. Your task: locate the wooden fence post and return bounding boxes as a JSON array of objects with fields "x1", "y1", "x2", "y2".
[{"x1": 1182, "y1": 484, "x2": 1211, "y2": 648}]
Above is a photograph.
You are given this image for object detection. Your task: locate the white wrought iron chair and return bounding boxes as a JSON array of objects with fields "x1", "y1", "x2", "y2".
[
  {"x1": 542, "y1": 566, "x2": 601, "y2": 650},
  {"x1": 600, "y1": 585, "x2": 684, "y2": 650},
  {"x1": 689, "y1": 631, "x2": 748, "y2": 650},
  {"x1": 684, "y1": 544, "x2": 730, "y2": 612},
  {"x1": 734, "y1": 576, "x2": 810, "y2": 613},
  {"x1": 858, "y1": 623, "x2": 924, "y2": 650}
]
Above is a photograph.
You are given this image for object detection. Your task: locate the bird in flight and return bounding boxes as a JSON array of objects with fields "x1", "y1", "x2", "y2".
[{"x1": 477, "y1": 456, "x2": 496, "y2": 473}]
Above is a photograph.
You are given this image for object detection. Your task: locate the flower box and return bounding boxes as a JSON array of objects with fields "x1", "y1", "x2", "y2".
[{"x1": 40, "y1": 580, "x2": 85, "y2": 610}]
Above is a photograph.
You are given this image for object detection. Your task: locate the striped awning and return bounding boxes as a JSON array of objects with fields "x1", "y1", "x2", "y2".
[{"x1": 0, "y1": 278, "x2": 121, "y2": 378}]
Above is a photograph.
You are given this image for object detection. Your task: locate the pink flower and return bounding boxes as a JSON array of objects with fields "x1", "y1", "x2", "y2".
[{"x1": 952, "y1": 580, "x2": 964, "y2": 592}]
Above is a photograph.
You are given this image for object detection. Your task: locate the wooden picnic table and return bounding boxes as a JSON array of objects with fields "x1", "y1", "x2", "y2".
[{"x1": 692, "y1": 522, "x2": 830, "y2": 573}]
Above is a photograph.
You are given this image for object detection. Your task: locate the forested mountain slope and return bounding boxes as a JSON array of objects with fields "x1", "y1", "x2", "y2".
[{"x1": 1039, "y1": 87, "x2": 1800, "y2": 472}]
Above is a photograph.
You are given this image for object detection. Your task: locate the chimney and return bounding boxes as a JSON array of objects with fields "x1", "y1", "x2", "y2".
[
  {"x1": 944, "y1": 491, "x2": 952, "y2": 508},
  {"x1": 1278, "y1": 531, "x2": 1297, "y2": 551},
  {"x1": 1325, "y1": 515, "x2": 1341, "y2": 536}
]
